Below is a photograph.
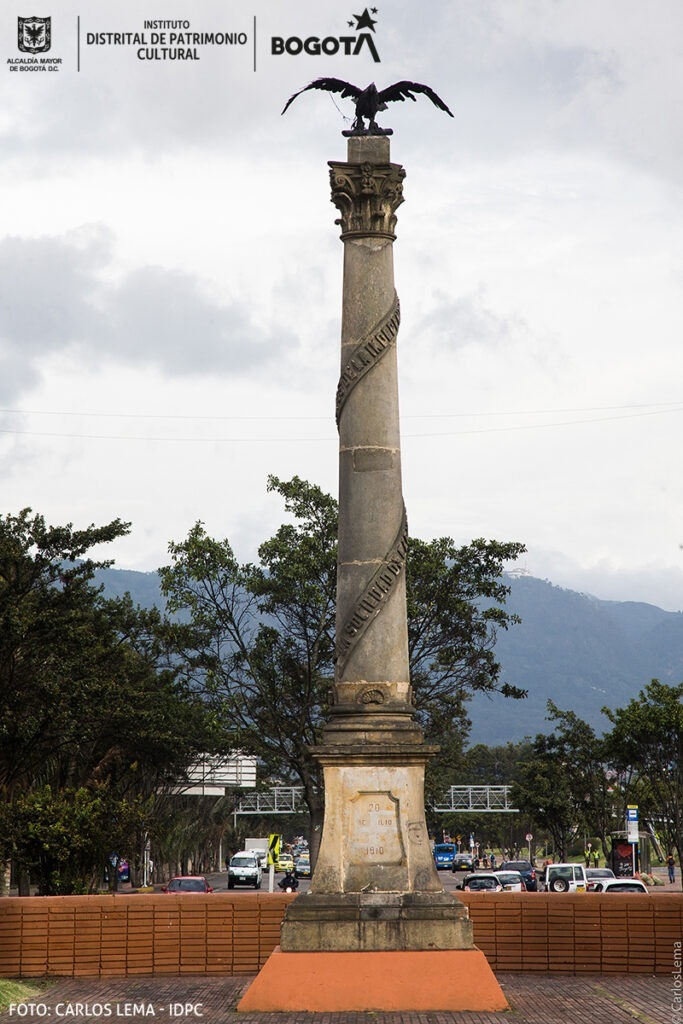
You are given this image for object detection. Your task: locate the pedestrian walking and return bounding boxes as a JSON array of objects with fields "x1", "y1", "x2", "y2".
[{"x1": 666, "y1": 851, "x2": 676, "y2": 884}]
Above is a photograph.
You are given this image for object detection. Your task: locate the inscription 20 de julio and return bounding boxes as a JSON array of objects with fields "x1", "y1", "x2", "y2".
[{"x1": 347, "y1": 792, "x2": 404, "y2": 863}]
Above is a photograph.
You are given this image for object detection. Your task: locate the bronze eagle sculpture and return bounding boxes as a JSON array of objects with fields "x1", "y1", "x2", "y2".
[{"x1": 281, "y1": 78, "x2": 454, "y2": 134}]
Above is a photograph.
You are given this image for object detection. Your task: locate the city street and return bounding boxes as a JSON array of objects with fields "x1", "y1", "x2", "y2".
[{"x1": 200, "y1": 862, "x2": 681, "y2": 894}]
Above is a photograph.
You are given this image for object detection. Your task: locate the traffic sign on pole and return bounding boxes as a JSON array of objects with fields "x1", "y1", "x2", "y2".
[
  {"x1": 626, "y1": 805, "x2": 639, "y2": 844},
  {"x1": 626, "y1": 805, "x2": 639, "y2": 875},
  {"x1": 268, "y1": 833, "x2": 281, "y2": 866}
]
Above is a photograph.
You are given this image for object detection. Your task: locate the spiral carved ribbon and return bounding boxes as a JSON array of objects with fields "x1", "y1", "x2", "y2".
[
  {"x1": 336, "y1": 291, "x2": 401, "y2": 427},
  {"x1": 335, "y1": 290, "x2": 409, "y2": 674}
]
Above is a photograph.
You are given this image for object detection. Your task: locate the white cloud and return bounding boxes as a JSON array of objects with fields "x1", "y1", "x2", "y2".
[
  {"x1": 0, "y1": 0, "x2": 682, "y2": 612},
  {"x1": 0, "y1": 226, "x2": 293, "y2": 397}
]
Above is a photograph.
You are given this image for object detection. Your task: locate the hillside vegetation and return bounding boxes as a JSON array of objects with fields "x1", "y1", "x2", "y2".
[{"x1": 95, "y1": 568, "x2": 683, "y2": 745}]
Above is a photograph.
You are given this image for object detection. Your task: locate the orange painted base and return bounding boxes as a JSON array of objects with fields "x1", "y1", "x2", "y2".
[{"x1": 237, "y1": 947, "x2": 509, "y2": 1012}]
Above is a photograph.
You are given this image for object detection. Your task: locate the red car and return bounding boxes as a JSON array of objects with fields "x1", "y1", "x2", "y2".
[{"x1": 161, "y1": 876, "x2": 213, "y2": 894}]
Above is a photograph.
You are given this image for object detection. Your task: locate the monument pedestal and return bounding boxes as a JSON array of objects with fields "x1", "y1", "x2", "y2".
[
  {"x1": 237, "y1": 948, "x2": 509, "y2": 1013},
  {"x1": 235, "y1": 727, "x2": 511, "y2": 1013},
  {"x1": 281, "y1": 890, "x2": 472, "y2": 952},
  {"x1": 301, "y1": 738, "x2": 451, "y2": 903},
  {"x1": 237, "y1": 731, "x2": 508, "y2": 1012}
]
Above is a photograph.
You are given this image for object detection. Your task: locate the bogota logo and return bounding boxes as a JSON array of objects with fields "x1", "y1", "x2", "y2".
[
  {"x1": 18, "y1": 16, "x2": 51, "y2": 54},
  {"x1": 272, "y1": 7, "x2": 381, "y2": 63}
]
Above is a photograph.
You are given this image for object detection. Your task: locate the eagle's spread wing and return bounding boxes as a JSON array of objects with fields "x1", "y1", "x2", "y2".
[
  {"x1": 281, "y1": 78, "x2": 362, "y2": 115},
  {"x1": 377, "y1": 81, "x2": 454, "y2": 117}
]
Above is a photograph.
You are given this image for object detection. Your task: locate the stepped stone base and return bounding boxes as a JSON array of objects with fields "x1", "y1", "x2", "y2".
[
  {"x1": 280, "y1": 890, "x2": 473, "y2": 952},
  {"x1": 237, "y1": 947, "x2": 509, "y2": 1012}
]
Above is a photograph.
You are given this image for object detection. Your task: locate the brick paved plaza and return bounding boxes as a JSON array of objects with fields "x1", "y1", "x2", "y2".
[{"x1": 0, "y1": 972, "x2": 675, "y2": 1024}]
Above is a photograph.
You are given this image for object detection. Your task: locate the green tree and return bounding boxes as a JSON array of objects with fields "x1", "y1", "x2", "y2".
[
  {"x1": 604, "y1": 680, "x2": 683, "y2": 886},
  {"x1": 160, "y1": 475, "x2": 526, "y2": 856},
  {"x1": 407, "y1": 539, "x2": 526, "y2": 804},
  {"x1": 511, "y1": 719, "x2": 585, "y2": 861},
  {"x1": 0, "y1": 510, "x2": 130, "y2": 794},
  {"x1": 0, "y1": 784, "x2": 147, "y2": 896},
  {"x1": 540, "y1": 703, "x2": 631, "y2": 863},
  {"x1": 0, "y1": 509, "x2": 218, "y2": 893}
]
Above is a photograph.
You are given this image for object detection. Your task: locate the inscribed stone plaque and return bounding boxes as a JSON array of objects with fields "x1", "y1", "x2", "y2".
[{"x1": 344, "y1": 790, "x2": 404, "y2": 865}]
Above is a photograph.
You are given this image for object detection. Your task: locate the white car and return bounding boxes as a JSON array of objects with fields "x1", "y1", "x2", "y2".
[
  {"x1": 494, "y1": 870, "x2": 525, "y2": 891},
  {"x1": 590, "y1": 878, "x2": 649, "y2": 894},
  {"x1": 228, "y1": 851, "x2": 262, "y2": 889}
]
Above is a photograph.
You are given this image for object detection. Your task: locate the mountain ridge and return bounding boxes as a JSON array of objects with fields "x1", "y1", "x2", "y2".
[{"x1": 94, "y1": 567, "x2": 683, "y2": 746}]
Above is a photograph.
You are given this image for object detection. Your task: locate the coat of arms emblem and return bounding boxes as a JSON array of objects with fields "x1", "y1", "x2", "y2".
[{"x1": 18, "y1": 16, "x2": 51, "y2": 54}]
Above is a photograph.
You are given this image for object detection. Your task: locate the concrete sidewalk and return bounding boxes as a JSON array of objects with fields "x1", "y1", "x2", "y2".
[{"x1": 0, "y1": 972, "x2": 675, "y2": 1024}]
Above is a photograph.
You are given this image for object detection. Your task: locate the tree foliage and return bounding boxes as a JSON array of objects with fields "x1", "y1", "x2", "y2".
[
  {"x1": 512, "y1": 701, "x2": 631, "y2": 861},
  {"x1": 160, "y1": 475, "x2": 526, "y2": 846},
  {"x1": 604, "y1": 679, "x2": 683, "y2": 882},
  {"x1": 512, "y1": 733, "x2": 581, "y2": 861},
  {"x1": 0, "y1": 509, "x2": 217, "y2": 893},
  {"x1": 511, "y1": 684, "x2": 683, "y2": 877},
  {"x1": 0, "y1": 784, "x2": 147, "y2": 896}
]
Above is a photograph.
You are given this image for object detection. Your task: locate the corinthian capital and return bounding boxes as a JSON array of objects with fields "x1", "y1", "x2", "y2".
[{"x1": 328, "y1": 159, "x2": 406, "y2": 240}]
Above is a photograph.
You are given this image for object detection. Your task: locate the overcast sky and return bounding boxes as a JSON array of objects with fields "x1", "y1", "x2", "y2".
[{"x1": 2, "y1": 0, "x2": 682, "y2": 611}]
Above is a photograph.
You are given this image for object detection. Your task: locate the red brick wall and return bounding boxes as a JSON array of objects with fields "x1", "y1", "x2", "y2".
[
  {"x1": 0, "y1": 892, "x2": 680, "y2": 978},
  {"x1": 459, "y1": 891, "x2": 683, "y2": 974}
]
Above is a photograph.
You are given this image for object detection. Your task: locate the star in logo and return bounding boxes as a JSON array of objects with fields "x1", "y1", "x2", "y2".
[{"x1": 353, "y1": 7, "x2": 377, "y2": 32}]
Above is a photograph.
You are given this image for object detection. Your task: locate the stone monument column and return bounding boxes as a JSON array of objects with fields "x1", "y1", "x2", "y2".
[
  {"x1": 238, "y1": 132, "x2": 507, "y2": 1015},
  {"x1": 332, "y1": 136, "x2": 410, "y2": 722},
  {"x1": 280, "y1": 134, "x2": 472, "y2": 953}
]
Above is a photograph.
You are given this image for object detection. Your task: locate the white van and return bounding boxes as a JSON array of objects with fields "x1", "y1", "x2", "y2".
[{"x1": 228, "y1": 851, "x2": 262, "y2": 889}]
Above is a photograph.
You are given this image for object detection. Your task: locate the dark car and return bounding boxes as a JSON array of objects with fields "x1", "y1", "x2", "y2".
[
  {"x1": 162, "y1": 876, "x2": 213, "y2": 894},
  {"x1": 499, "y1": 860, "x2": 537, "y2": 892},
  {"x1": 451, "y1": 853, "x2": 474, "y2": 873}
]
